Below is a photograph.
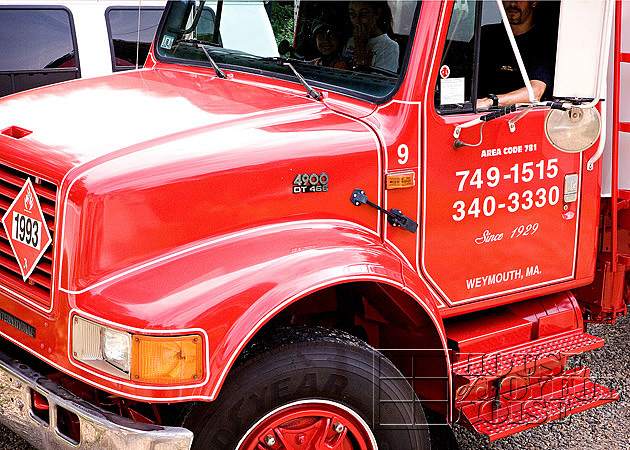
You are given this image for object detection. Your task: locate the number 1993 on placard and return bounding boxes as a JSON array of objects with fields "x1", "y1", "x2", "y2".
[{"x1": 12, "y1": 212, "x2": 42, "y2": 250}]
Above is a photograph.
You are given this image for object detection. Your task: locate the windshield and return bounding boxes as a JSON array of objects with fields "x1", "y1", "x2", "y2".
[{"x1": 155, "y1": 0, "x2": 418, "y2": 99}]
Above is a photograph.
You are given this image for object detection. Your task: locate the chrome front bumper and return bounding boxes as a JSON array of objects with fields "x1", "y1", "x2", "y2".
[{"x1": 0, "y1": 348, "x2": 193, "y2": 450}]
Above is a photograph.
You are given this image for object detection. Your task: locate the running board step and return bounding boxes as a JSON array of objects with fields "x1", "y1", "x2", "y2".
[
  {"x1": 453, "y1": 329, "x2": 603, "y2": 382},
  {"x1": 457, "y1": 367, "x2": 618, "y2": 441}
]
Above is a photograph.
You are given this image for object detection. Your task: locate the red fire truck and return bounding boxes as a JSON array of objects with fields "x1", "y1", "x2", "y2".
[{"x1": 0, "y1": 1, "x2": 626, "y2": 449}]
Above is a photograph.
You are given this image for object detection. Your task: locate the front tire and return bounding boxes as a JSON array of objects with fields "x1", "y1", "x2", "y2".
[{"x1": 184, "y1": 327, "x2": 430, "y2": 449}]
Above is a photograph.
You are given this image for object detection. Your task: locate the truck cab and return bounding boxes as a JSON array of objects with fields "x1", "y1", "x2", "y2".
[{"x1": 0, "y1": 1, "x2": 625, "y2": 449}]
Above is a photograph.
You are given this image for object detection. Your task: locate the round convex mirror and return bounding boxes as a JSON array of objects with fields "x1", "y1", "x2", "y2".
[{"x1": 545, "y1": 107, "x2": 601, "y2": 153}]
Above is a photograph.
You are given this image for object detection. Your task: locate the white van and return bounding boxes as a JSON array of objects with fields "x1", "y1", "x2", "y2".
[{"x1": 0, "y1": 1, "x2": 166, "y2": 97}]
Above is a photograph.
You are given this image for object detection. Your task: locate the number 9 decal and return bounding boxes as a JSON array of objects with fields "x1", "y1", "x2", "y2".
[{"x1": 397, "y1": 144, "x2": 409, "y2": 165}]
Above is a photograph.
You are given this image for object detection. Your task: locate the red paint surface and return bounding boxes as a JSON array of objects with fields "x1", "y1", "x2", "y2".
[{"x1": 0, "y1": 0, "x2": 606, "y2": 409}]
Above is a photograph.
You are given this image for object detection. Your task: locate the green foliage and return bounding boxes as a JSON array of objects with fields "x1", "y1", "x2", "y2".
[{"x1": 271, "y1": 2, "x2": 294, "y2": 45}]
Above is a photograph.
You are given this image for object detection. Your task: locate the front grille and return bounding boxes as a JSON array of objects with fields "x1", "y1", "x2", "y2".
[{"x1": 0, "y1": 165, "x2": 56, "y2": 306}]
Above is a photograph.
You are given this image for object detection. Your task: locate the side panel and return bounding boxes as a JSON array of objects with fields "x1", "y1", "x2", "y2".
[{"x1": 422, "y1": 111, "x2": 583, "y2": 305}]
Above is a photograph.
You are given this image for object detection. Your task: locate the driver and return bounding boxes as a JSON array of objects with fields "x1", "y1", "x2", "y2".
[{"x1": 477, "y1": 1, "x2": 555, "y2": 109}]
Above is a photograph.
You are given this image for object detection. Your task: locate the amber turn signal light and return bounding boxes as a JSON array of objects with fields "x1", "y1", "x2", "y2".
[
  {"x1": 385, "y1": 171, "x2": 415, "y2": 189},
  {"x1": 130, "y1": 334, "x2": 203, "y2": 384}
]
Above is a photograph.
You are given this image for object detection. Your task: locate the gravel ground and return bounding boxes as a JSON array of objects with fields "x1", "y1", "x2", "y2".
[
  {"x1": 0, "y1": 315, "x2": 628, "y2": 450},
  {"x1": 0, "y1": 421, "x2": 34, "y2": 448}
]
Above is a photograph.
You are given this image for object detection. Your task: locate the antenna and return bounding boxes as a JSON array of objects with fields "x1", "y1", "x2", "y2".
[{"x1": 136, "y1": 0, "x2": 142, "y2": 69}]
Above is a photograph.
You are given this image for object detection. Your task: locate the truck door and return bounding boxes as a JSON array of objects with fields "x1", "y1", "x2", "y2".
[{"x1": 421, "y1": 0, "x2": 583, "y2": 306}]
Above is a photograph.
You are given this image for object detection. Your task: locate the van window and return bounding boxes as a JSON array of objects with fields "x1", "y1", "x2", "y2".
[
  {"x1": 0, "y1": 7, "x2": 79, "y2": 97},
  {"x1": 107, "y1": 7, "x2": 164, "y2": 71}
]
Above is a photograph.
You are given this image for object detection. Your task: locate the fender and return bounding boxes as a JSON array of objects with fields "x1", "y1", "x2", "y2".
[{"x1": 67, "y1": 219, "x2": 447, "y2": 402}]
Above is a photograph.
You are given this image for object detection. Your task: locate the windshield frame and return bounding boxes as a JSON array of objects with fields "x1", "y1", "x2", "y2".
[{"x1": 152, "y1": 0, "x2": 421, "y2": 105}]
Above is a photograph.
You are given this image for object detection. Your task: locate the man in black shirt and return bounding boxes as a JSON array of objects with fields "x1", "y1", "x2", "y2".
[{"x1": 477, "y1": 1, "x2": 555, "y2": 109}]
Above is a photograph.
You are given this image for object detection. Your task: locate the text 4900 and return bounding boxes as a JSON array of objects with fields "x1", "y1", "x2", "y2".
[{"x1": 292, "y1": 173, "x2": 329, "y2": 194}]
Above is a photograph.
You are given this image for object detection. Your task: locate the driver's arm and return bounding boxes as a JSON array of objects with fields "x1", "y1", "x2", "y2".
[{"x1": 477, "y1": 79, "x2": 546, "y2": 110}]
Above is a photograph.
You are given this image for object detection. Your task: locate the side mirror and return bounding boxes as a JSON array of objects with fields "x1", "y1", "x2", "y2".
[
  {"x1": 278, "y1": 40, "x2": 294, "y2": 57},
  {"x1": 545, "y1": 107, "x2": 601, "y2": 153}
]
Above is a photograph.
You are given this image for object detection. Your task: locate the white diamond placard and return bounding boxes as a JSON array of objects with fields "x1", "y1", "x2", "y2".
[{"x1": 1, "y1": 179, "x2": 52, "y2": 281}]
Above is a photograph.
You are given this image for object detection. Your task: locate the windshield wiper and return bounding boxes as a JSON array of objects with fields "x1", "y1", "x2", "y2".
[
  {"x1": 177, "y1": 38, "x2": 221, "y2": 47},
  {"x1": 286, "y1": 62, "x2": 323, "y2": 101},
  {"x1": 200, "y1": 45, "x2": 227, "y2": 79},
  {"x1": 176, "y1": 39, "x2": 226, "y2": 79},
  {"x1": 261, "y1": 57, "x2": 323, "y2": 101}
]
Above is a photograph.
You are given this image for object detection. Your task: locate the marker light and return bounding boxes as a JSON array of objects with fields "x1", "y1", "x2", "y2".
[
  {"x1": 131, "y1": 335, "x2": 203, "y2": 384},
  {"x1": 386, "y1": 171, "x2": 416, "y2": 189}
]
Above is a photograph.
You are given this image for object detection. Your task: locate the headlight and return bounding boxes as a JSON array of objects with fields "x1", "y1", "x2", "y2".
[
  {"x1": 102, "y1": 328, "x2": 131, "y2": 373},
  {"x1": 72, "y1": 316, "x2": 132, "y2": 378},
  {"x1": 72, "y1": 315, "x2": 203, "y2": 384}
]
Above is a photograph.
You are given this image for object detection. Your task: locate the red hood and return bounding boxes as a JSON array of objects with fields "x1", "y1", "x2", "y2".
[
  {"x1": 0, "y1": 68, "x2": 325, "y2": 183},
  {"x1": 0, "y1": 67, "x2": 383, "y2": 294}
]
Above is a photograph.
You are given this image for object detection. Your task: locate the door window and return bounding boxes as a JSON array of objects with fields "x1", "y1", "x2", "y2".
[{"x1": 435, "y1": 0, "x2": 559, "y2": 114}]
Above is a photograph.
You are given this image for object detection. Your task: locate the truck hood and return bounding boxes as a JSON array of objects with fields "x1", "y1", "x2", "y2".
[
  {"x1": 0, "y1": 68, "x2": 331, "y2": 181},
  {"x1": 0, "y1": 68, "x2": 382, "y2": 292}
]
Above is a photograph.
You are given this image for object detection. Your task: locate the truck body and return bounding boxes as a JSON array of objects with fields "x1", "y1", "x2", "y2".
[{"x1": 0, "y1": 1, "x2": 626, "y2": 449}]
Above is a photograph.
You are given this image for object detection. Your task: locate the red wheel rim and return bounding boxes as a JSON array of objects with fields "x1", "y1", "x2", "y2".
[{"x1": 236, "y1": 400, "x2": 377, "y2": 450}]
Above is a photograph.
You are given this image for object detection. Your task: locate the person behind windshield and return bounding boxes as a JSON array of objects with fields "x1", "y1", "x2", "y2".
[
  {"x1": 310, "y1": 14, "x2": 350, "y2": 69},
  {"x1": 343, "y1": 1, "x2": 399, "y2": 72},
  {"x1": 477, "y1": 1, "x2": 555, "y2": 109}
]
